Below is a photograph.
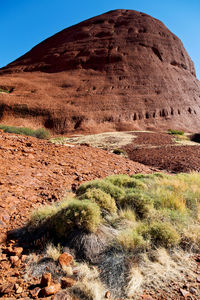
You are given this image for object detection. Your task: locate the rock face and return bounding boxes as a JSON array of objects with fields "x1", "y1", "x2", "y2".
[{"x1": 0, "y1": 9, "x2": 200, "y2": 133}]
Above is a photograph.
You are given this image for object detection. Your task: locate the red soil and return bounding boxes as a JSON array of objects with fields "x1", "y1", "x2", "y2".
[
  {"x1": 124, "y1": 132, "x2": 200, "y2": 172},
  {"x1": 0, "y1": 131, "x2": 154, "y2": 243}
]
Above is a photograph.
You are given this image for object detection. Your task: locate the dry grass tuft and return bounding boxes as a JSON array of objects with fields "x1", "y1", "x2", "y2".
[{"x1": 45, "y1": 243, "x2": 61, "y2": 261}]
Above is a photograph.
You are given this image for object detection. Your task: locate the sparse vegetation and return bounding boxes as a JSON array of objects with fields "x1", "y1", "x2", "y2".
[
  {"x1": 79, "y1": 188, "x2": 117, "y2": 214},
  {"x1": 25, "y1": 172, "x2": 200, "y2": 298},
  {"x1": 29, "y1": 172, "x2": 200, "y2": 253},
  {"x1": 167, "y1": 129, "x2": 184, "y2": 135},
  {"x1": 113, "y1": 148, "x2": 127, "y2": 156},
  {"x1": 53, "y1": 200, "x2": 101, "y2": 236},
  {"x1": 76, "y1": 179, "x2": 125, "y2": 202},
  {"x1": 45, "y1": 243, "x2": 61, "y2": 261},
  {"x1": 0, "y1": 88, "x2": 10, "y2": 94},
  {"x1": 0, "y1": 124, "x2": 50, "y2": 139},
  {"x1": 116, "y1": 228, "x2": 147, "y2": 251}
]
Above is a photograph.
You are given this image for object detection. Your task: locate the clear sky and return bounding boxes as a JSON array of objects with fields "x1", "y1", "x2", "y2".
[{"x1": 0, "y1": 0, "x2": 199, "y2": 79}]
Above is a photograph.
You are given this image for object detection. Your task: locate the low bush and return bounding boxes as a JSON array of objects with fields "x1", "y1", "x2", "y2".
[
  {"x1": 76, "y1": 180, "x2": 125, "y2": 202},
  {"x1": 30, "y1": 203, "x2": 59, "y2": 227},
  {"x1": 119, "y1": 191, "x2": 153, "y2": 219},
  {"x1": 105, "y1": 174, "x2": 146, "y2": 189},
  {"x1": 0, "y1": 124, "x2": 50, "y2": 139},
  {"x1": 167, "y1": 129, "x2": 184, "y2": 135},
  {"x1": 79, "y1": 188, "x2": 117, "y2": 214},
  {"x1": 113, "y1": 149, "x2": 127, "y2": 155},
  {"x1": 34, "y1": 128, "x2": 50, "y2": 139},
  {"x1": 29, "y1": 172, "x2": 200, "y2": 255},
  {"x1": 116, "y1": 228, "x2": 147, "y2": 251},
  {"x1": 53, "y1": 200, "x2": 101, "y2": 237},
  {"x1": 0, "y1": 88, "x2": 10, "y2": 93},
  {"x1": 149, "y1": 222, "x2": 180, "y2": 247},
  {"x1": 118, "y1": 208, "x2": 136, "y2": 223}
]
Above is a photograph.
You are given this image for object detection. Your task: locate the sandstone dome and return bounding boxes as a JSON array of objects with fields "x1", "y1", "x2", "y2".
[{"x1": 0, "y1": 9, "x2": 200, "y2": 133}]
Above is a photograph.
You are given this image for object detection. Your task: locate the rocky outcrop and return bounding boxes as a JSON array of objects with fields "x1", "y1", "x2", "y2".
[{"x1": 0, "y1": 9, "x2": 200, "y2": 132}]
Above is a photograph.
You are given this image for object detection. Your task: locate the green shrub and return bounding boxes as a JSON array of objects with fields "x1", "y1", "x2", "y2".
[
  {"x1": 30, "y1": 204, "x2": 59, "y2": 227},
  {"x1": 0, "y1": 88, "x2": 10, "y2": 93},
  {"x1": 167, "y1": 129, "x2": 184, "y2": 135},
  {"x1": 113, "y1": 149, "x2": 126, "y2": 155},
  {"x1": 116, "y1": 228, "x2": 147, "y2": 251},
  {"x1": 76, "y1": 180, "x2": 125, "y2": 202},
  {"x1": 0, "y1": 124, "x2": 50, "y2": 139},
  {"x1": 28, "y1": 172, "x2": 200, "y2": 253},
  {"x1": 118, "y1": 208, "x2": 136, "y2": 223},
  {"x1": 149, "y1": 222, "x2": 180, "y2": 247},
  {"x1": 79, "y1": 188, "x2": 117, "y2": 214},
  {"x1": 119, "y1": 191, "x2": 153, "y2": 219},
  {"x1": 53, "y1": 200, "x2": 101, "y2": 237},
  {"x1": 105, "y1": 174, "x2": 146, "y2": 189},
  {"x1": 34, "y1": 128, "x2": 50, "y2": 139},
  {"x1": 131, "y1": 173, "x2": 167, "y2": 180}
]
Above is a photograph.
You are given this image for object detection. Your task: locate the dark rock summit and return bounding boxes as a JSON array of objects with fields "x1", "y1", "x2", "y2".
[{"x1": 0, "y1": 9, "x2": 200, "y2": 133}]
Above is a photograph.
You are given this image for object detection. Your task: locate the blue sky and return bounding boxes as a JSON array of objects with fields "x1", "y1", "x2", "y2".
[{"x1": 0, "y1": 0, "x2": 199, "y2": 79}]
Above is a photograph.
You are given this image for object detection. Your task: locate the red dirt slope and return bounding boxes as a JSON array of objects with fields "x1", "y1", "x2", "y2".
[
  {"x1": 0, "y1": 131, "x2": 154, "y2": 243},
  {"x1": 124, "y1": 132, "x2": 200, "y2": 172}
]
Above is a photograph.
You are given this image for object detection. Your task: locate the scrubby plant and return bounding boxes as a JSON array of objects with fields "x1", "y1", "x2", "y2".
[
  {"x1": 28, "y1": 172, "x2": 200, "y2": 256},
  {"x1": 116, "y1": 228, "x2": 147, "y2": 251},
  {"x1": 0, "y1": 88, "x2": 10, "y2": 93},
  {"x1": 167, "y1": 129, "x2": 184, "y2": 135},
  {"x1": 118, "y1": 208, "x2": 136, "y2": 223},
  {"x1": 0, "y1": 124, "x2": 50, "y2": 139},
  {"x1": 131, "y1": 172, "x2": 167, "y2": 180},
  {"x1": 113, "y1": 148, "x2": 127, "y2": 155},
  {"x1": 149, "y1": 222, "x2": 180, "y2": 248},
  {"x1": 53, "y1": 200, "x2": 101, "y2": 237},
  {"x1": 34, "y1": 128, "x2": 50, "y2": 139},
  {"x1": 119, "y1": 191, "x2": 153, "y2": 219},
  {"x1": 76, "y1": 180, "x2": 125, "y2": 202},
  {"x1": 30, "y1": 203, "x2": 59, "y2": 227},
  {"x1": 105, "y1": 174, "x2": 146, "y2": 189},
  {"x1": 25, "y1": 172, "x2": 200, "y2": 299},
  {"x1": 79, "y1": 188, "x2": 117, "y2": 214}
]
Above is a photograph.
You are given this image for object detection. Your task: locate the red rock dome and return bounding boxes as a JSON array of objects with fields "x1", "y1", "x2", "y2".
[{"x1": 0, "y1": 9, "x2": 200, "y2": 133}]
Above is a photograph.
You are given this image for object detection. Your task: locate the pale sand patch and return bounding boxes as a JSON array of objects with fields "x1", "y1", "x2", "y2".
[{"x1": 51, "y1": 131, "x2": 138, "y2": 149}]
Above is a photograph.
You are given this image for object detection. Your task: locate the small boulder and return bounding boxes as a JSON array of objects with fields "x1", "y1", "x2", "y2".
[
  {"x1": 10, "y1": 255, "x2": 19, "y2": 265},
  {"x1": 189, "y1": 287, "x2": 196, "y2": 294},
  {"x1": 61, "y1": 277, "x2": 76, "y2": 288},
  {"x1": 105, "y1": 291, "x2": 111, "y2": 298},
  {"x1": 53, "y1": 290, "x2": 72, "y2": 300},
  {"x1": 12, "y1": 247, "x2": 23, "y2": 257},
  {"x1": 16, "y1": 286, "x2": 23, "y2": 294},
  {"x1": 58, "y1": 253, "x2": 73, "y2": 269},
  {"x1": 30, "y1": 286, "x2": 41, "y2": 298},
  {"x1": 40, "y1": 272, "x2": 52, "y2": 287},
  {"x1": 180, "y1": 288, "x2": 190, "y2": 298},
  {"x1": 41, "y1": 283, "x2": 61, "y2": 297}
]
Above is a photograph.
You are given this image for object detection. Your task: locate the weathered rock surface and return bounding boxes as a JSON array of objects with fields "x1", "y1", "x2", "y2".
[
  {"x1": 58, "y1": 253, "x2": 74, "y2": 269},
  {"x1": 0, "y1": 9, "x2": 200, "y2": 133}
]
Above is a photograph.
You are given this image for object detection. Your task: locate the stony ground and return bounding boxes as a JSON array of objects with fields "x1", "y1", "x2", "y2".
[
  {"x1": 0, "y1": 131, "x2": 153, "y2": 242},
  {"x1": 124, "y1": 132, "x2": 200, "y2": 173},
  {"x1": 0, "y1": 130, "x2": 200, "y2": 299}
]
